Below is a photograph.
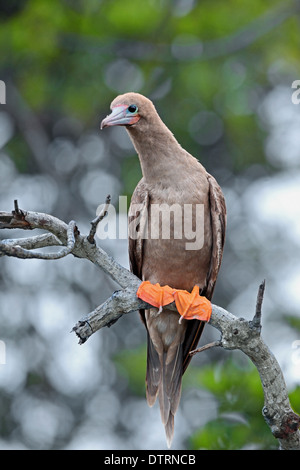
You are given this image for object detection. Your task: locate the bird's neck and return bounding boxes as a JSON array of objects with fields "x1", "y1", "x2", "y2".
[{"x1": 127, "y1": 123, "x2": 187, "y2": 184}]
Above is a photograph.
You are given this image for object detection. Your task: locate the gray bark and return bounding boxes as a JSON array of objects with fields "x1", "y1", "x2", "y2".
[{"x1": 0, "y1": 204, "x2": 299, "y2": 450}]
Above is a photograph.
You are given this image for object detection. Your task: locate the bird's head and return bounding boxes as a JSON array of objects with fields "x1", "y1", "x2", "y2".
[{"x1": 100, "y1": 92, "x2": 156, "y2": 130}]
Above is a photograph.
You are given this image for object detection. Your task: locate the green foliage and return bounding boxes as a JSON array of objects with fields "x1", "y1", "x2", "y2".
[
  {"x1": 285, "y1": 315, "x2": 300, "y2": 331},
  {"x1": 290, "y1": 387, "x2": 300, "y2": 416},
  {"x1": 101, "y1": 0, "x2": 165, "y2": 37},
  {"x1": 185, "y1": 359, "x2": 278, "y2": 449},
  {"x1": 114, "y1": 344, "x2": 147, "y2": 396},
  {"x1": 2, "y1": 0, "x2": 299, "y2": 123},
  {"x1": 114, "y1": 347, "x2": 299, "y2": 450},
  {"x1": 121, "y1": 155, "x2": 143, "y2": 203}
]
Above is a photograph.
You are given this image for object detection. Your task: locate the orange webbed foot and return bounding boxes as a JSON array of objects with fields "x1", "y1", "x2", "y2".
[{"x1": 136, "y1": 281, "x2": 212, "y2": 323}]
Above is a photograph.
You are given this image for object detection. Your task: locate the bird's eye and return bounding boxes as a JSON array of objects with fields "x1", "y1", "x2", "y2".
[{"x1": 128, "y1": 104, "x2": 138, "y2": 114}]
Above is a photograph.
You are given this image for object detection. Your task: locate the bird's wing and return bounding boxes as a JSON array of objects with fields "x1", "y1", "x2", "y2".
[
  {"x1": 128, "y1": 178, "x2": 149, "y2": 281},
  {"x1": 182, "y1": 173, "x2": 226, "y2": 373},
  {"x1": 129, "y1": 181, "x2": 161, "y2": 397},
  {"x1": 205, "y1": 173, "x2": 227, "y2": 300}
]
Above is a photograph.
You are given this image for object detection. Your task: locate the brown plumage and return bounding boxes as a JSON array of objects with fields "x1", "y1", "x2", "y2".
[{"x1": 101, "y1": 92, "x2": 226, "y2": 447}]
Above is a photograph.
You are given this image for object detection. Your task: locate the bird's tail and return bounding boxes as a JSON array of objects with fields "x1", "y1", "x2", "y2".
[{"x1": 145, "y1": 309, "x2": 185, "y2": 447}]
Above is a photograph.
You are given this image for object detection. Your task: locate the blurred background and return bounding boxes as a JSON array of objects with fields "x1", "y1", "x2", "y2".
[{"x1": 0, "y1": 0, "x2": 300, "y2": 450}]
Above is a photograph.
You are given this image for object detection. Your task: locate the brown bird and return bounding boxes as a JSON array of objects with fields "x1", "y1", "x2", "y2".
[{"x1": 101, "y1": 92, "x2": 226, "y2": 447}]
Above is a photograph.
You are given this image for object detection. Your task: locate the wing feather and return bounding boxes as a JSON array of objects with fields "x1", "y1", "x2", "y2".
[
  {"x1": 128, "y1": 178, "x2": 149, "y2": 281},
  {"x1": 182, "y1": 173, "x2": 226, "y2": 373},
  {"x1": 205, "y1": 174, "x2": 227, "y2": 299}
]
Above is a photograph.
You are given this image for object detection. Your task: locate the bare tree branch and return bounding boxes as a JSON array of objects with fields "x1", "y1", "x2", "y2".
[
  {"x1": 0, "y1": 203, "x2": 134, "y2": 288},
  {"x1": 250, "y1": 279, "x2": 265, "y2": 331},
  {"x1": 0, "y1": 220, "x2": 77, "y2": 260},
  {"x1": 0, "y1": 233, "x2": 62, "y2": 258},
  {"x1": 87, "y1": 194, "x2": 111, "y2": 244},
  {"x1": 72, "y1": 282, "x2": 300, "y2": 451},
  {"x1": 0, "y1": 202, "x2": 299, "y2": 450},
  {"x1": 190, "y1": 340, "x2": 222, "y2": 355}
]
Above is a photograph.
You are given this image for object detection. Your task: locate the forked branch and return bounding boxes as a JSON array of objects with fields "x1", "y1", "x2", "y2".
[{"x1": 0, "y1": 201, "x2": 299, "y2": 450}]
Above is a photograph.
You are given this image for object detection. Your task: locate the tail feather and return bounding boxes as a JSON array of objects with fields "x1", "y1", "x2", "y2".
[
  {"x1": 160, "y1": 346, "x2": 183, "y2": 447},
  {"x1": 146, "y1": 332, "x2": 160, "y2": 407},
  {"x1": 146, "y1": 334, "x2": 184, "y2": 447},
  {"x1": 165, "y1": 413, "x2": 175, "y2": 449},
  {"x1": 144, "y1": 308, "x2": 190, "y2": 447}
]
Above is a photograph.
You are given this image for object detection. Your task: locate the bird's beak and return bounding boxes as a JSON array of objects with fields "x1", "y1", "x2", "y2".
[{"x1": 100, "y1": 105, "x2": 140, "y2": 129}]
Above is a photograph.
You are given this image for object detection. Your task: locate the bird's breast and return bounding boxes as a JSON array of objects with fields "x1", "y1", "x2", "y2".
[{"x1": 140, "y1": 184, "x2": 212, "y2": 292}]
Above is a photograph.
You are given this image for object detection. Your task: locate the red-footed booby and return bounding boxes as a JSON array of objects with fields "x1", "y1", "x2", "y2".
[{"x1": 101, "y1": 92, "x2": 226, "y2": 447}]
